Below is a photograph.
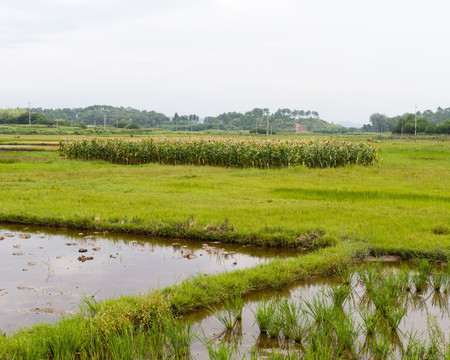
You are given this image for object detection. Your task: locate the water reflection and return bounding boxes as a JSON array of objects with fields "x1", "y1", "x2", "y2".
[{"x1": 0, "y1": 224, "x2": 297, "y2": 332}]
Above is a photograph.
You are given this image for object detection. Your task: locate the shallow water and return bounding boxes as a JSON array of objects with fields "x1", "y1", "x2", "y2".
[
  {"x1": 191, "y1": 272, "x2": 450, "y2": 359},
  {"x1": 0, "y1": 224, "x2": 300, "y2": 332}
]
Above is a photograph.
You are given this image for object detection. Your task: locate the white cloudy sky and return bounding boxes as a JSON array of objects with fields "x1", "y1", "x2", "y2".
[{"x1": 1, "y1": 0, "x2": 449, "y2": 125}]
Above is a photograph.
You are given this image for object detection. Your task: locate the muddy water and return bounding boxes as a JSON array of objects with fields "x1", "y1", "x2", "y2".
[
  {"x1": 0, "y1": 224, "x2": 300, "y2": 332},
  {"x1": 191, "y1": 274, "x2": 450, "y2": 359}
]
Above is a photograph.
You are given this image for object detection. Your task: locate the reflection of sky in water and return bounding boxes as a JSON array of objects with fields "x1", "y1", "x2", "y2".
[
  {"x1": 192, "y1": 276, "x2": 450, "y2": 360},
  {"x1": 0, "y1": 225, "x2": 299, "y2": 332}
]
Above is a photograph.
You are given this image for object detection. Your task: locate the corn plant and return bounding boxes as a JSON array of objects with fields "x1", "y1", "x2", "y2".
[{"x1": 59, "y1": 137, "x2": 380, "y2": 169}]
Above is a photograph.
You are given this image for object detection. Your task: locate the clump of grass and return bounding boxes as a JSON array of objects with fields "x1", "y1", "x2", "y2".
[
  {"x1": 384, "y1": 306, "x2": 407, "y2": 331},
  {"x1": 253, "y1": 299, "x2": 277, "y2": 334},
  {"x1": 165, "y1": 318, "x2": 196, "y2": 359},
  {"x1": 432, "y1": 223, "x2": 450, "y2": 235},
  {"x1": 417, "y1": 259, "x2": 433, "y2": 277},
  {"x1": 398, "y1": 264, "x2": 412, "y2": 292},
  {"x1": 78, "y1": 294, "x2": 101, "y2": 318},
  {"x1": 279, "y1": 299, "x2": 311, "y2": 343},
  {"x1": 430, "y1": 269, "x2": 448, "y2": 292},
  {"x1": 368, "y1": 333, "x2": 394, "y2": 360},
  {"x1": 326, "y1": 284, "x2": 352, "y2": 308},
  {"x1": 333, "y1": 312, "x2": 359, "y2": 355},
  {"x1": 210, "y1": 297, "x2": 244, "y2": 331},
  {"x1": 359, "y1": 308, "x2": 380, "y2": 336},
  {"x1": 358, "y1": 263, "x2": 381, "y2": 295},
  {"x1": 335, "y1": 264, "x2": 355, "y2": 286},
  {"x1": 412, "y1": 273, "x2": 428, "y2": 293},
  {"x1": 304, "y1": 294, "x2": 335, "y2": 335},
  {"x1": 204, "y1": 339, "x2": 238, "y2": 360}
]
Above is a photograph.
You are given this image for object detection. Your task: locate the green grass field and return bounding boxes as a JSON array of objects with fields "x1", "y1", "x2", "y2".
[
  {"x1": 0, "y1": 136, "x2": 448, "y2": 256},
  {"x1": 0, "y1": 134, "x2": 449, "y2": 358}
]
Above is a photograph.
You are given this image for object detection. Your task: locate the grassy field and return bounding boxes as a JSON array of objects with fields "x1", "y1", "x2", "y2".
[
  {"x1": 0, "y1": 134, "x2": 448, "y2": 358},
  {"x1": 0, "y1": 135, "x2": 448, "y2": 256}
]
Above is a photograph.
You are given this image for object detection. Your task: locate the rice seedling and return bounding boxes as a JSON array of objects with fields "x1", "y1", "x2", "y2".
[
  {"x1": 253, "y1": 299, "x2": 277, "y2": 334},
  {"x1": 412, "y1": 273, "x2": 428, "y2": 293},
  {"x1": 358, "y1": 263, "x2": 381, "y2": 295},
  {"x1": 326, "y1": 284, "x2": 352, "y2": 308},
  {"x1": 416, "y1": 259, "x2": 433, "y2": 277},
  {"x1": 430, "y1": 269, "x2": 448, "y2": 292},
  {"x1": 306, "y1": 329, "x2": 336, "y2": 359},
  {"x1": 304, "y1": 294, "x2": 335, "y2": 334},
  {"x1": 204, "y1": 339, "x2": 238, "y2": 360},
  {"x1": 211, "y1": 309, "x2": 236, "y2": 331},
  {"x1": 208, "y1": 297, "x2": 244, "y2": 331},
  {"x1": 229, "y1": 296, "x2": 244, "y2": 321},
  {"x1": 332, "y1": 312, "x2": 360, "y2": 355},
  {"x1": 335, "y1": 264, "x2": 355, "y2": 287},
  {"x1": 59, "y1": 137, "x2": 380, "y2": 169},
  {"x1": 164, "y1": 318, "x2": 196, "y2": 359},
  {"x1": 368, "y1": 333, "x2": 395, "y2": 360},
  {"x1": 398, "y1": 264, "x2": 413, "y2": 292},
  {"x1": 279, "y1": 299, "x2": 311, "y2": 343},
  {"x1": 384, "y1": 306, "x2": 407, "y2": 331},
  {"x1": 266, "y1": 316, "x2": 284, "y2": 339},
  {"x1": 359, "y1": 308, "x2": 380, "y2": 336}
]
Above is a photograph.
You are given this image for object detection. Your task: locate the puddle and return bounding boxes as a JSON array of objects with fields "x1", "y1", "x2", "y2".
[
  {"x1": 0, "y1": 144, "x2": 58, "y2": 151},
  {"x1": 0, "y1": 224, "x2": 300, "y2": 332},
  {"x1": 191, "y1": 266, "x2": 450, "y2": 359}
]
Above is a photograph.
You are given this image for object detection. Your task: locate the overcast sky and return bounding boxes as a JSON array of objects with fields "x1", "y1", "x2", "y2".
[{"x1": 1, "y1": 0, "x2": 449, "y2": 126}]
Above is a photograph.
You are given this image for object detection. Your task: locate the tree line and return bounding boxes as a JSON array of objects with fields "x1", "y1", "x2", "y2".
[{"x1": 363, "y1": 107, "x2": 450, "y2": 134}]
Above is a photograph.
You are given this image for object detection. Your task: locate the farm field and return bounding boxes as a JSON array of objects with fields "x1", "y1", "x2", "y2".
[
  {"x1": 0, "y1": 135, "x2": 448, "y2": 255},
  {"x1": 0, "y1": 134, "x2": 449, "y2": 358}
]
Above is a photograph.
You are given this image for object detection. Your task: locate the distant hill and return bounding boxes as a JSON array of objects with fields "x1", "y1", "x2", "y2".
[
  {"x1": 1, "y1": 105, "x2": 357, "y2": 133},
  {"x1": 204, "y1": 108, "x2": 346, "y2": 133}
]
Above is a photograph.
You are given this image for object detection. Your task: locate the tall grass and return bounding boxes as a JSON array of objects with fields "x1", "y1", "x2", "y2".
[{"x1": 59, "y1": 137, "x2": 379, "y2": 168}]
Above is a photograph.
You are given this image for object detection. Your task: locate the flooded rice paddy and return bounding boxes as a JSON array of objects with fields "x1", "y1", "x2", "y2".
[
  {"x1": 191, "y1": 264, "x2": 449, "y2": 359},
  {"x1": 0, "y1": 225, "x2": 299, "y2": 332}
]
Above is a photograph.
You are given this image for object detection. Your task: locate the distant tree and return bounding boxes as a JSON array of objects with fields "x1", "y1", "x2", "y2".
[
  {"x1": 392, "y1": 114, "x2": 430, "y2": 134},
  {"x1": 115, "y1": 120, "x2": 128, "y2": 128},
  {"x1": 127, "y1": 122, "x2": 141, "y2": 129},
  {"x1": 369, "y1": 113, "x2": 389, "y2": 132}
]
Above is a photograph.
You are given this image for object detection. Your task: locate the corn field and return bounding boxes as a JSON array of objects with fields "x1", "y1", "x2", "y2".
[{"x1": 59, "y1": 138, "x2": 379, "y2": 168}]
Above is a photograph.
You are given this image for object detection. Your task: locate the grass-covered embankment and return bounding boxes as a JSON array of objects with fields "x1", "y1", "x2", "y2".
[{"x1": 0, "y1": 242, "x2": 369, "y2": 358}]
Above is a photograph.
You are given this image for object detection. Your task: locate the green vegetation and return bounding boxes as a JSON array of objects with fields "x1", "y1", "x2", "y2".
[
  {"x1": 0, "y1": 136, "x2": 448, "y2": 255},
  {"x1": 0, "y1": 134, "x2": 448, "y2": 358},
  {"x1": 237, "y1": 263, "x2": 449, "y2": 359},
  {"x1": 363, "y1": 107, "x2": 450, "y2": 134},
  {"x1": 59, "y1": 137, "x2": 379, "y2": 168},
  {"x1": 0, "y1": 243, "x2": 365, "y2": 358}
]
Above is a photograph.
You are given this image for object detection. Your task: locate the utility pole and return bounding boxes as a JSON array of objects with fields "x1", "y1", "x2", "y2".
[
  {"x1": 401, "y1": 117, "x2": 404, "y2": 138},
  {"x1": 265, "y1": 108, "x2": 270, "y2": 137},
  {"x1": 414, "y1": 104, "x2": 417, "y2": 137},
  {"x1": 28, "y1": 102, "x2": 31, "y2": 125},
  {"x1": 104, "y1": 115, "x2": 107, "y2": 131}
]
